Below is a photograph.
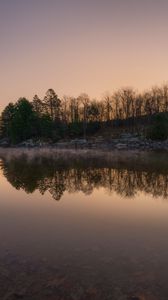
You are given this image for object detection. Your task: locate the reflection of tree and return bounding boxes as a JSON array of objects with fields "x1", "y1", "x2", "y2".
[{"x1": 1, "y1": 155, "x2": 168, "y2": 201}]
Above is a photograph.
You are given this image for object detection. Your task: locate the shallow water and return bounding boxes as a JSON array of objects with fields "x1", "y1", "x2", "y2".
[{"x1": 0, "y1": 149, "x2": 168, "y2": 300}]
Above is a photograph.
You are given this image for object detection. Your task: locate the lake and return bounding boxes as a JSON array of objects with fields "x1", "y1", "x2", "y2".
[{"x1": 0, "y1": 149, "x2": 168, "y2": 300}]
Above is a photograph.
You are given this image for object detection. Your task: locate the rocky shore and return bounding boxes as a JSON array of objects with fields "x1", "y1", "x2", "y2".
[{"x1": 0, "y1": 133, "x2": 168, "y2": 151}]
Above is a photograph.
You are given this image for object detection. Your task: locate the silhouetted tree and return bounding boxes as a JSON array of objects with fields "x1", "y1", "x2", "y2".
[
  {"x1": 32, "y1": 95, "x2": 43, "y2": 116},
  {"x1": 9, "y1": 98, "x2": 37, "y2": 143},
  {"x1": 43, "y1": 89, "x2": 61, "y2": 121},
  {"x1": 1, "y1": 103, "x2": 15, "y2": 138}
]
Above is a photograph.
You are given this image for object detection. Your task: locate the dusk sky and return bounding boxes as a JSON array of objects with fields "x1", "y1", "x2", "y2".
[{"x1": 1, "y1": 0, "x2": 168, "y2": 109}]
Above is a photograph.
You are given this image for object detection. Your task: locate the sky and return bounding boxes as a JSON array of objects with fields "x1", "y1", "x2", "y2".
[{"x1": 0, "y1": 0, "x2": 168, "y2": 110}]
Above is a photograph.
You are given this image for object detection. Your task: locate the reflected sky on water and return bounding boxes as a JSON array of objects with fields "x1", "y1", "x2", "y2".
[{"x1": 0, "y1": 150, "x2": 168, "y2": 299}]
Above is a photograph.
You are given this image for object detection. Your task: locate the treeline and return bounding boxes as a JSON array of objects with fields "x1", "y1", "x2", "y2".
[{"x1": 1, "y1": 85, "x2": 168, "y2": 143}]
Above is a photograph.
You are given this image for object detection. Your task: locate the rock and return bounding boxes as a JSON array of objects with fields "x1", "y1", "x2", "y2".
[
  {"x1": 116, "y1": 143, "x2": 127, "y2": 149},
  {"x1": 127, "y1": 138, "x2": 140, "y2": 143},
  {"x1": 95, "y1": 136, "x2": 104, "y2": 142},
  {"x1": 70, "y1": 139, "x2": 87, "y2": 144},
  {"x1": 18, "y1": 139, "x2": 35, "y2": 147},
  {"x1": 55, "y1": 142, "x2": 69, "y2": 148},
  {"x1": 120, "y1": 133, "x2": 133, "y2": 139},
  {"x1": 0, "y1": 138, "x2": 10, "y2": 147}
]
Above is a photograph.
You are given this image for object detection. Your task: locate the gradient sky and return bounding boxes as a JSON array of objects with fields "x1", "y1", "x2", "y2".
[{"x1": 1, "y1": 0, "x2": 168, "y2": 110}]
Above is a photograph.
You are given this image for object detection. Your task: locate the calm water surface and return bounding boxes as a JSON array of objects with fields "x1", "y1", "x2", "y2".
[{"x1": 0, "y1": 149, "x2": 168, "y2": 300}]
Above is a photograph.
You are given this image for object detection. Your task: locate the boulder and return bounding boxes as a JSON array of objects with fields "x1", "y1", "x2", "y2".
[{"x1": 115, "y1": 143, "x2": 127, "y2": 149}]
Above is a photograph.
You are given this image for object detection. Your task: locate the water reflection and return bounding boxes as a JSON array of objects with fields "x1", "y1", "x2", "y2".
[
  {"x1": 1, "y1": 151, "x2": 168, "y2": 299},
  {"x1": 0, "y1": 151, "x2": 168, "y2": 200}
]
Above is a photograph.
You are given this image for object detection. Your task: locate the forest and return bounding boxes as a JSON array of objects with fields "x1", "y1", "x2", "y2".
[{"x1": 1, "y1": 84, "x2": 168, "y2": 143}]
